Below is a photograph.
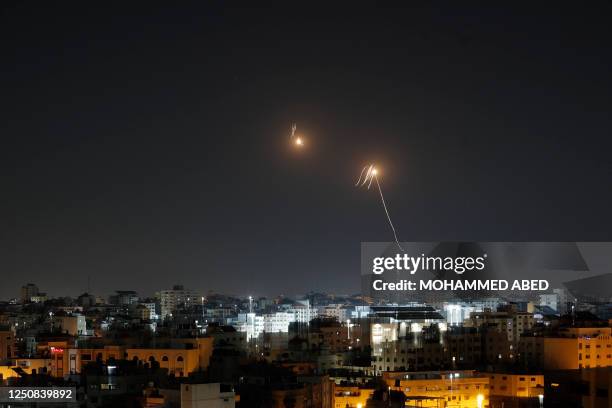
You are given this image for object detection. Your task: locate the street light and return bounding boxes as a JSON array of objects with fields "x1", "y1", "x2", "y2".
[
  {"x1": 477, "y1": 394, "x2": 484, "y2": 408},
  {"x1": 538, "y1": 394, "x2": 544, "y2": 408},
  {"x1": 346, "y1": 319, "x2": 351, "y2": 340}
]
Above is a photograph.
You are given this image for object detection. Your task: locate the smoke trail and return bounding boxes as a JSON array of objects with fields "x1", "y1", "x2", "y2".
[
  {"x1": 374, "y1": 176, "x2": 404, "y2": 251},
  {"x1": 356, "y1": 164, "x2": 404, "y2": 251}
]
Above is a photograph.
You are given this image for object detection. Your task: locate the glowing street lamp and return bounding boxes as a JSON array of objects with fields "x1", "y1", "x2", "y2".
[{"x1": 477, "y1": 394, "x2": 484, "y2": 408}]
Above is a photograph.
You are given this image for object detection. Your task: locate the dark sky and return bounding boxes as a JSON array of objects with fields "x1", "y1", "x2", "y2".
[{"x1": 2, "y1": 3, "x2": 611, "y2": 300}]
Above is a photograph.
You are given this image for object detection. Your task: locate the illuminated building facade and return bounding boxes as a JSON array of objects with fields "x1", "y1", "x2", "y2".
[
  {"x1": 519, "y1": 327, "x2": 612, "y2": 370},
  {"x1": 332, "y1": 385, "x2": 374, "y2": 408},
  {"x1": 384, "y1": 370, "x2": 490, "y2": 408}
]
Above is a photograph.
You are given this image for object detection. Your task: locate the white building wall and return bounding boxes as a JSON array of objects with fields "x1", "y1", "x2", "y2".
[{"x1": 181, "y1": 383, "x2": 234, "y2": 408}]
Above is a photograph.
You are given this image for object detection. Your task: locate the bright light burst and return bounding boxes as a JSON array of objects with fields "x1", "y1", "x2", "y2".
[
  {"x1": 290, "y1": 123, "x2": 303, "y2": 147},
  {"x1": 356, "y1": 164, "x2": 404, "y2": 251}
]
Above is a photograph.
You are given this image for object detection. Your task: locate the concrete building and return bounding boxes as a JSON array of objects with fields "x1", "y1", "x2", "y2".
[
  {"x1": 77, "y1": 292, "x2": 96, "y2": 307},
  {"x1": 53, "y1": 314, "x2": 87, "y2": 336},
  {"x1": 486, "y1": 372, "x2": 544, "y2": 401},
  {"x1": 384, "y1": 370, "x2": 490, "y2": 408},
  {"x1": 467, "y1": 309, "x2": 534, "y2": 343},
  {"x1": 236, "y1": 313, "x2": 264, "y2": 341},
  {"x1": 0, "y1": 358, "x2": 52, "y2": 380},
  {"x1": 287, "y1": 299, "x2": 318, "y2": 323},
  {"x1": 108, "y1": 290, "x2": 139, "y2": 306},
  {"x1": 0, "y1": 326, "x2": 16, "y2": 361},
  {"x1": 66, "y1": 345, "x2": 126, "y2": 375},
  {"x1": 132, "y1": 302, "x2": 157, "y2": 320},
  {"x1": 538, "y1": 293, "x2": 559, "y2": 312},
  {"x1": 332, "y1": 385, "x2": 374, "y2": 408},
  {"x1": 20, "y1": 283, "x2": 39, "y2": 303},
  {"x1": 160, "y1": 285, "x2": 200, "y2": 319},
  {"x1": 263, "y1": 312, "x2": 294, "y2": 333},
  {"x1": 319, "y1": 305, "x2": 349, "y2": 323},
  {"x1": 206, "y1": 324, "x2": 247, "y2": 351},
  {"x1": 127, "y1": 338, "x2": 213, "y2": 377},
  {"x1": 181, "y1": 383, "x2": 235, "y2": 408},
  {"x1": 519, "y1": 327, "x2": 612, "y2": 370},
  {"x1": 29, "y1": 294, "x2": 47, "y2": 303}
]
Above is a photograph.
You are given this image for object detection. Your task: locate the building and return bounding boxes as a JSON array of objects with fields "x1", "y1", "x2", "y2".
[
  {"x1": 537, "y1": 293, "x2": 559, "y2": 312},
  {"x1": 236, "y1": 312, "x2": 297, "y2": 342},
  {"x1": 126, "y1": 338, "x2": 213, "y2": 377},
  {"x1": 319, "y1": 305, "x2": 350, "y2": 323},
  {"x1": 160, "y1": 285, "x2": 201, "y2": 319},
  {"x1": 0, "y1": 358, "x2": 52, "y2": 380},
  {"x1": 519, "y1": 327, "x2": 612, "y2": 370},
  {"x1": 77, "y1": 292, "x2": 97, "y2": 307},
  {"x1": 467, "y1": 309, "x2": 534, "y2": 343},
  {"x1": 486, "y1": 372, "x2": 544, "y2": 407},
  {"x1": 298, "y1": 375, "x2": 332, "y2": 408},
  {"x1": 181, "y1": 383, "x2": 235, "y2": 408},
  {"x1": 236, "y1": 313, "x2": 264, "y2": 341},
  {"x1": 263, "y1": 312, "x2": 294, "y2": 333},
  {"x1": 332, "y1": 385, "x2": 374, "y2": 408},
  {"x1": 53, "y1": 314, "x2": 87, "y2": 336},
  {"x1": 65, "y1": 345, "x2": 126, "y2": 375},
  {"x1": 0, "y1": 326, "x2": 16, "y2": 361},
  {"x1": 132, "y1": 303, "x2": 157, "y2": 320},
  {"x1": 384, "y1": 370, "x2": 490, "y2": 408},
  {"x1": 444, "y1": 303, "x2": 478, "y2": 326},
  {"x1": 286, "y1": 299, "x2": 318, "y2": 323},
  {"x1": 20, "y1": 283, "x2": 39, "y2": 303},
  {"x1": 545, "y1": 367, "x2": 610, "y2": 408},
  {"x1": 206, "y1": 324, "x2": 247, "y2": 351},
  {"x1": 108, "y1": 290, "x2": 139, "y2": 306},
  {"x1": 29, "y1": 293, "x2": 48, "y2": 303},
  {"x1": 304, "y1": 319, "x2": 365, "y2": 358}
]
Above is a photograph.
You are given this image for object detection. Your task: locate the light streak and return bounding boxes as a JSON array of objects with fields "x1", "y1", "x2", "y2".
[{"x1": 356, "y1": 164, "x2": 404, "y2": 251}]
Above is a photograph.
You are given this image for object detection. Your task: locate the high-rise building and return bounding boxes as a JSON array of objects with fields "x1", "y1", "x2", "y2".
[
  {"x1": 20, "y1": 283, "x2": 39, "y2": 303},
  {"x1": 160, "y1": 285, "x2": 200, "y2": 319}
]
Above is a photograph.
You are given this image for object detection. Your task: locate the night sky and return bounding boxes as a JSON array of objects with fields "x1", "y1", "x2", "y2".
[{"x1": 3, "y1": 3, "x2": 611, "y2": 299}]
